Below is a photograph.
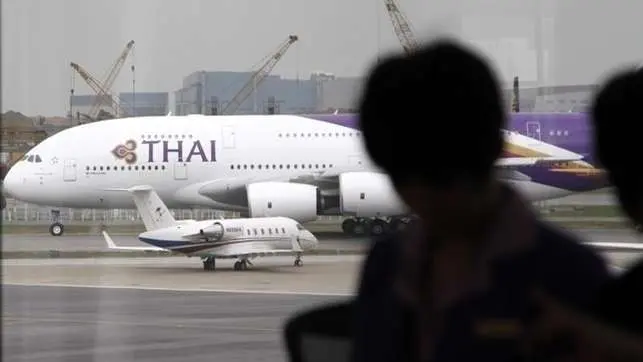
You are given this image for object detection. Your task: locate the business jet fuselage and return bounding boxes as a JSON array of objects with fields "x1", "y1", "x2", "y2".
[{"x1": 3, "y1": 113, "x2": 608, "y2": 236}]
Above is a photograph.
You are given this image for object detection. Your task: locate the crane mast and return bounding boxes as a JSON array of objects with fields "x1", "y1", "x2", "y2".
[
  {"x1": 88, "y1": 40, "x2": 136, "y2": 118},
  {"x1": 222, "y1": 35, "x2": 299, "y2": 115},
  {"x1": 70, "y1": 62, "x2": 123, "y2": 118},
  {"x1": 382, "y1": 0, "x2": 418, "y2": 55}
]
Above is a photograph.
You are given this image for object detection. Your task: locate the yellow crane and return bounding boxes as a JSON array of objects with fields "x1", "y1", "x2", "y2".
[
  {"x1": 382, "y1": 0, "x2": 418, "y2": 55},
  {"x1": 221, "y1": 35, "x2": 299, "y2": 115},
  {"x1": 70, "y1": 62, "x2": 124, "y2": 120},
  {"x1": 87, "y1": 40, "x2": 135, "y2": 118}
]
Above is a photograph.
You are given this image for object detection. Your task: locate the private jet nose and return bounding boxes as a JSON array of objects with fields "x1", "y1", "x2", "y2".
[{"x1": 300, "y1": 229, "x2": 319, "y2": 249}]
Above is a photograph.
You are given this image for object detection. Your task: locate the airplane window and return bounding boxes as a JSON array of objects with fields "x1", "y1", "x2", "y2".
[
  {"x1": 272, "y1": 165, "x2": 276, "y2": 169},
  {"x1": 296, "y1": 223, "x2": 304, "y2": 230},
  {"x1": 161, "y1": 165, "x2": 166, "y2": 170},
  {"x1": 247, "y1": 229, "x2": 250, "y2": 235},
  {"x1": 279, "y1": 165, "x2": 283, "y2": 169},
  {"x1": 307, "y1": 133, "x2": 311, "y2": 137},
  {"x1": 21, "y1": 155, "x2": 28, "y2": 161},
  {"x1": 261, "y1": 229, "x2": 265, "y2": 235},
  {"x1": 230, "y1": 165, "x2": 234, "y2": 170},
  {"x1": 278, "y1": 133, "x2": 282, "y2": 137},
  {"x1": 155, "y1": 165, "x2": 159, "y2": 170},
  {"x1": 106, "y1": 166, "x2": 111, "y2": 171},
  {"x1": 253, "y1": 229, "x2": 257, "y2": 235},
  {"x1": 121, "y1": 166, "x2": 125, "y2": 170},
  {"x1": 301, "y1": 164, "x2": 305, "y2": 169},
  {"x1": 335, "y1": 133, "x2": 339, "y2": 137},
  {"x1": 329, "y1": 164, "x2": 333, "y2": 168},
  {"x1": 322, "y1": 164, "x2": 326, "y2": 168},
  {"x1": 286, "y1": 165, "x2": 290, "y2": 169},
  {"x1": 236, "y1": 165, "x2": 241, "y2": 169},
  {"x1": 258, "y1": 165, "x2": 262, "y2": 169},
  {"x1": 342, "y1": 133, "x2": 345, "y2": 136},
  {"x1": 243, "y1": 165, "x2": 247, "y2": 169},
  {"x1": 35, "y1": 155, "x2": 42, "y2": 163},
  {"x1": 100, "y1": 166, "x2": 104, "y2": 171},
  {"x1": 265, "y1": 164, "x2": 269, "y2": 169},
  {"x1": 86, "y1": 166, "x2": 90, "y2": 171},
  {"x1": 308, "y1": 164, "x2": 312, "y2": 168},
  {"x1": 250, "y1": 165, "x2": 254, "y2": 169},
  {"x1": 128, "y1": 166, "x2": 132, "y2": 170},
  {"x1": 269, "y1": 229, "x2": 272, "y2": 235},
  {"x1": 27, "y1": 155, "x2": 34, "y2": 162},
  {"x1": 293, "y1": 134, "x2": 297, "y2": 138},
  {"x1": 314, "y1": 133, "x2": 318, "y2": 137},
  {"x1": 281, "y1": 227, "x2": 286, "y2": 233},
  {"x1": 315, "y1": 164, "x2": 319, "y2": 168},
  {"x1": 286, "y1": 133, "x2": 290, "y2": 137},
  {"x1": 300, "y1": 133, "x2": 304, "y2": 137},
  {"x1": 135, "y1": 166, "x2": 139, "y2": 170}
]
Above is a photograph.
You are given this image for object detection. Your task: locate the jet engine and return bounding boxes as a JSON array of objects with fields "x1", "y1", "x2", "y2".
[
  {"x1": 246, "y1": 182, "x2": 320, "y2": 222},
  {"x1": 339, "y1": 172, "x2": 408, "y2": 217}
]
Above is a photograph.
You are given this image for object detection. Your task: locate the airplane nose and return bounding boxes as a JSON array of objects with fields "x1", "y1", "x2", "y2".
[{"x1": 2, "y1": 165, "x2": 23, "y2": 199}]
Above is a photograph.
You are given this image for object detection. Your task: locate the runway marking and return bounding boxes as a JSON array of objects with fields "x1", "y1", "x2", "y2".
[{"x1": 3, "y1": 282, "x2": 353, "y2": 297}]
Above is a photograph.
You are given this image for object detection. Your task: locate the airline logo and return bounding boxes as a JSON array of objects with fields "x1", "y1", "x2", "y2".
[{"x1": 112, "y1": 140, "x2": 137, "y2": 164}]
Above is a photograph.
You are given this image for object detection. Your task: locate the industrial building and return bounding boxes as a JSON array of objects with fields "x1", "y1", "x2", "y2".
[
  {"x1": 69, "y1": 92, "x2": 169, "y2": 121},
  {"x1": 173, "y1": 71, "x2": 363, "y2": 115}
]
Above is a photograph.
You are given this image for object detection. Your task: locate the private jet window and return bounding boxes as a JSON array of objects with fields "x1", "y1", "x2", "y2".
[
  {"x1": 308, "y1": 164, "x2": 312, "y2": 168},
  {"x1": 261, "y1": 229, "x2": 265, "y2": 235},
  {"x1": 86, "y1": 166, "x2": 90, "y2": 170},
  {"x1": 286, "y1": 165, "x2": 290, "y2": 169},
  {"x1": 269, "y1": 228, "x2": 272, "y2": 235},
  {"x1": 243, "y1": 165, "x2": 247, "y2": 169},
  {"x1": 247, "y1": 229, "x2": 251, "y2": 235},
  {"x1": 100, "y1": 166, "x2": 104, "y2": 171},
  {"x1": 236, "y1": 165, "x2": 241, "y2": 169},
  {"x1": 135, "y1": 166, "x2": 139, "y2": 170},
  {"x1": 93, "y1": 166, "x2": 97, "y2": 171},
  {"x1": 272, "y1": 164, "x2": 276, "y2": 169},
  {"x1": 161, "y1": 165, "x2": 166, "y2": 170},
  {"x1": 279, "y1": 164, "x2": 283, "y2": 169},
  {"x1": 253, "y1": 229, "x2": 257, "y2": 235},
  {"x1": 128, "y1": 166, "x2": 132, "y2": 170},
  {"x1": 27, "y1": 155, "x2": 34, "y2": 162},
  {"x1": 154, "y1": 165, "x2": 159, "y2": 170},
  {"x1": 329, "y1": 164, "x2": 333, "y2": 168},
  {"x1": 294, "y1": 164, "x2": 298, "y2": 169},
  {"x1": 106, "y1": 166, "x2": 110, "y2": 171},
  {"x1": 21, "y1": 155, "x2": 28, "y2": 161},
  {"x1": 296, "y1": 223, "x2": 304, "y2": 230},
  {"x1": 250, "y1": 165, "x2": 254, "y2": 169},
  {"x1": 258, "y1": 165, "x2": 262, "y2": 169},
  {"x1": 35, "y1": 155, "x2": 42, "y2": 163},
  {"x1": 281, "y1": 227, "x2": 286, "y2": 233}
]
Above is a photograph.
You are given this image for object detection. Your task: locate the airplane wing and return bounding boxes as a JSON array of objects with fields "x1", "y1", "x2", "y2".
[
  {"x1": 583, "y1": 241, "x2": 643, "y2": 251},
  {"x1": 102, "y1": 230, "x2": 166, "y2": 251},
  {"x1": 496, "y1": 156, "x2": 583, "y2": 167}
]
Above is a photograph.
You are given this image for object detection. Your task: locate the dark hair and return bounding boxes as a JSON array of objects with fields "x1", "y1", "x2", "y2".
[
  {"x1": 591, "y1": 68, "x2": 643, "y2": 222},
  {"x1": 358, "y1": 38, "x2": 505, "y2": 187}
]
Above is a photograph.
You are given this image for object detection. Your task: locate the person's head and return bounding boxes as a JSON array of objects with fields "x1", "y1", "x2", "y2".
[
  {"x1": 591, "y1": 67, "x2": 643, "y2": 226},
  {"x1": 358, "y1": 38, "x2": 506, "y2": 237}
]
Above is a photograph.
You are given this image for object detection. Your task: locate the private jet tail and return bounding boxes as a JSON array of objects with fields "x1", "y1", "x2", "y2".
[{"x1": 106, "y1": 185, "x2": 177, "y2": 231}]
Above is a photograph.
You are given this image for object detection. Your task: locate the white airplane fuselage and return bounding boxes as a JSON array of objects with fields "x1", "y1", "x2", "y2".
[{"x1": 3, "y1": 114, "x2": 604, "y2": 219}]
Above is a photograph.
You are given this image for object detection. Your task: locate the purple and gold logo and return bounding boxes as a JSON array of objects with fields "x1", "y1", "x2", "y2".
[{"x1": 112, "y1": 140, "x2": 137, "y2": 164}]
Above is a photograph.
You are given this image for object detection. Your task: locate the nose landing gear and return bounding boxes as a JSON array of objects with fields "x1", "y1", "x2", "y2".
[{"x1": 202, "y1": 256, "x2": 216, "y2": 271}]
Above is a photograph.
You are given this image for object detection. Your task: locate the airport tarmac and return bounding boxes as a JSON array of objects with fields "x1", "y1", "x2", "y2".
[{"x1": 3, "y1": 283, "x2": 345, "y2": 362}]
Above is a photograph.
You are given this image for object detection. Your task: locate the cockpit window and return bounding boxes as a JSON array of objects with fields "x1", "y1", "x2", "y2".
[
  {"x1": 35, "y1": 155, "x2": 42, "y2": 163},
  {"x1": 21, "y1": 155, "x2": 28, "y2": 161},
  {"x1": 27, "y1": 155, "x2": 34, "y2": 162},
  {"x1": 296, "y1": 223, "x2": 304, "y2": 231}
]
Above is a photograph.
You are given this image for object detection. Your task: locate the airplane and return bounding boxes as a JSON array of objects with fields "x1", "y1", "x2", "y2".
[
  {"x1": 2, "y1": 112, "x2": 609, "y2": 237},
  {"x1": 101, "y1": 185, "x2": 319, "y2": 271}
]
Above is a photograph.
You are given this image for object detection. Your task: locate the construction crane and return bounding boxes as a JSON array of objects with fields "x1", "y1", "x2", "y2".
[
  {"x1": 221, "y1": 35, "x2": 299, "y2": 115},
  {"x1": 382, "y1": 0, "x2": 418, "y2": 55},
  {"x1": 70, "y1": 62, "x2": 123, "y2": 120},
  {"x1": 87, "y1": 40, "x2": 135, "y2": 118}
]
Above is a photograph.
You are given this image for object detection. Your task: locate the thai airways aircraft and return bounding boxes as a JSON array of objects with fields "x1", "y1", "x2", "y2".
[
  {"x1": 2, "y1": 112, "x2": 608, "y2": 237},
  {"x1": 101, "y1": 185, "x2": 318, "y2": 271}
]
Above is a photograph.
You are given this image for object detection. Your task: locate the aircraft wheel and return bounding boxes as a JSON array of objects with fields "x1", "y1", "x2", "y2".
[
  {"x1": 49, "y1": 223, "x2": 64, "y2": 237},
  {"x1": 234, "y1": 261, "x2": 240, "y2": 270},
  {"x1": 203, "y1": 257, "x2": 216, "y2": 271},
  {"x1": 369, "y1": 219, "x2": 388, "y2": 236},
  {"x1": 341, "y1": 218, "x2": 356, "y2": 234},
  {"x1": 294, "y1": 259, "x2": 303, "y2": 267}
]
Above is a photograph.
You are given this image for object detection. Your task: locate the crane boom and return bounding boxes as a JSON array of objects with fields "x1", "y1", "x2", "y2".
[
  {"x1": 70, "y1": 62, "x2": 122, "y2": 117},
  {"x1": 383, "y1": 0, "x2": 418, "y2": 55},
  {"x1": 222, "y1": 35, "x2": 299, "y2": 115},
  {"x1": 88, "y1": 40, "x2": 135, "y2": 118}
]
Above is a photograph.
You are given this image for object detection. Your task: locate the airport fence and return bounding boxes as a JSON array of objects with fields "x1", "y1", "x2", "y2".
[
  {"x1": 0, "y1": 198, "x2": 344, "y2": 225},
  {"x1": 1, "y1": 193, "x2": 616, "y2": 226}
]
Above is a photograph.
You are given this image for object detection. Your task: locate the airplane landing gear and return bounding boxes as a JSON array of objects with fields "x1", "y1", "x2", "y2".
[
  {"x1": 49, "y1": 210, "x2": 64, "y2": 236},
  {"x1": 203, "y1": 256, "x2": 216, "y2": 271},
  {"x1": 294, "y1": 253, "x2": 303, "y2": 267},
  {"x1": 234, "y1": 259, "x2": 251, "y2": 271},
  {"x1": 341, "y1": 217, "x2": 415, "y2": 237}
]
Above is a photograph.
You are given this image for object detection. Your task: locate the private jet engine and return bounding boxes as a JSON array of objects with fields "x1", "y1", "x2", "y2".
[
  {"x1": 246, "y1": 182, "x2": 320, "y2": 223},
  {"x1": 195, "y1": 222, "x2": 225, "y2": 242}
]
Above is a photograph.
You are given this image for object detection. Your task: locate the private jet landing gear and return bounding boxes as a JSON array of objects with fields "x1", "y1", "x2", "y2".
[
  {"x1": 234, "y1": 259, "x2": 252, "y2": 271},
  {"x1": 294, "y1": 253, "x2": 303, "y2": 267},
  {"x1": 49, "y1": 210, "x2": 64, "y2": 236},
  {"x1": 202, "y1": 256, "x2": 216, "y2": 271}
]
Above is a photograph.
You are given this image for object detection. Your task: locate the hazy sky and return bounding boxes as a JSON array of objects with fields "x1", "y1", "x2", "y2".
[{"x1": 2, "y1": 0, "x2": 642, "y2": 116}]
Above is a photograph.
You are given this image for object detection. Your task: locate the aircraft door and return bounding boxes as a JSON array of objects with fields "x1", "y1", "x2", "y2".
[
  {"x1": 63, "y1": 159, "x2": 77, "y2": 182},
  {"x1": 222, "y1": 126, "x2": 235, "y2": 149},
  {"x1": 173, "y1": 162, "x2": 188, "y2": 180},
  {"x1": 526, "y1": 121, "x2": 542, "y2": 140}
]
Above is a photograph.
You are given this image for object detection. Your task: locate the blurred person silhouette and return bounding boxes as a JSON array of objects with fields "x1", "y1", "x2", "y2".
[
  {"x1": 351, "y1": 38, "x2": 613, "y2": 362},
  {"x1": 525, "y1": 67, "x2": 643, "y2": 362}
]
